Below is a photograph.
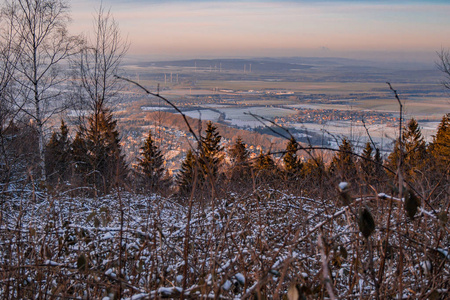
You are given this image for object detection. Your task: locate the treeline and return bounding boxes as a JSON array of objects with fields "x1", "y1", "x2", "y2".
[
  {"x1": 136, "y1": 110, "x2": 288, "y2": 151},
  {"x1": 2, "y1": 111, "x2": 448, "y2": 202},
  {"x1": 178, "y1": 115, "x2": 449, "y2": 201}
]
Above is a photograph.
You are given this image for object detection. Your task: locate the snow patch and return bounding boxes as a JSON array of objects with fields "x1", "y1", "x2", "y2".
[
  {"x1": 339, "y1": 182, "x2": 348, "y2": 191},
  {"x1": 235, "y1": 273, "x2": 245, "y2": 284}
]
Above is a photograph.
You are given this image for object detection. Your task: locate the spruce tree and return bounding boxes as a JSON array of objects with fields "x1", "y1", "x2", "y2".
[
  {"x1": 229, "y1": 137, "x2": 249, "y2": 167},
  {"x1": 71, "y1": 131, "x2": 88, "y2": 184},
  {"x1": 45, "y1": 120, "x2": 71, "y2": 185},
  {"x1": 198, "y1": 121, "x2": 223, "y2": 185},
  {"x1": 387, "y1": 118, "x2": 427, "y2": 180},
  {"x1": 254, "y1": 150, "x2": 276, "y2": 171},
  {"x1": 1, "y1": 122, "x2": 39, "y2": 184},
  {"x1": 429, "y1": 113, "x2": 450, "y2": 166},
  {"x1": 359, "y1": 142, "x2": 374, "y2": 181},
  {"x1": 427, "y1": 114, "x2": 450, "y2": 200},
  {"x1": 303, "y1": 156, "x2": 326, "y2": 182},
  {"x1": 283, "y1": 137, "x2": 303, "y2": 179},
  {"x1": 358, "y1": 141, "x2": 386, "y2": 189},
  {"x1": 228, "y1": 137, "x2": 251, "y2": 183},
  {"x1": 138, "y1": 130, "x2": 167, "y2": 192},
  {"x1": 253, "y1": 150, "x2": 278, "y2": 184},
  {"x1": 373, "y1": 147, "x2": 383, "y2": 174},
  {"x1": 329, "y1": 138, "x2": 357, "y2": 182},
  {"x1": 73, "y1": 107, "x2": 128, "y2": 194},
  {"x1": 176, "y1": 149, "x2": 197, "y2": 195}
]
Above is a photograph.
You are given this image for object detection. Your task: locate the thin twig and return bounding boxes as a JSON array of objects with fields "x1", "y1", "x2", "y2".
[
  {"x1": 318, "y1": 234, "x2": 337, "y2": 300},
  {"x1": 114, "y1": 75, "x2": 200, "y2": 145}
]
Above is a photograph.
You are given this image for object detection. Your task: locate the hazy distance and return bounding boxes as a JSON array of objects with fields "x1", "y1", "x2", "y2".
[{"x1": 70, "y1": 0, "x2": 450, "y2": 64}]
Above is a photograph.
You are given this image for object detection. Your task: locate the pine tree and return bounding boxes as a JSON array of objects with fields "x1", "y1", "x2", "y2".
[
  {"x1": 373, "y1": 147, "x2": 383, "y2": 175},
  {"x1": 176, "y1": 149, "x2": 197, "y2": 195},
  {"x1": 387, "y1": 118, "x2": 427, "y2": 180},
  {"x1": 429, "y1": 113, "x2": 450, "y2": 166},
  {"x1": 254, "y1": 150, "x2": 275, "y2": 171},
  {"x1": 198, "y1": 121, "x2": 223, "y2": 185},
  {"x1": 229, "y1": 137, "x2": 249, "y2": 166},
  {"x1": 45, "y1": 120, "x2": 71, "y2": 185},
  {"x1": 0, "y1": 122, "x2": 39, "y2": 184},
  {"x1": 71, "y1": 131, "x2": 88, "y2": 184},
  {"x1": 427, "y1": 114, "x2": 450, "y2": 200},
  {"x1": 138, "y1": 130, "x2": 167, "y2": 192},
  {"x1": 359, "y1": 142, "x2": 374, "y2": 181},
  {"x1": 358, "y1": 142, "x2": 386, "y2": 189},
  {"x1": 283, "y1": 137, "x2": 303, "y2": 179},
  {"x1": 253, "y1": 150, "x2": 278, "y2": 184},
  {"x1": 73, "y1": 107, "x2": 128, "y2": 194},
  {"x1": 228, "y1": 137, "x2": 251, "y2": 183},
  {"x1": 329, "y1": 138, "x2": 357, "y2": 182},
  {"x1": 302, "y1": 156, "x2": 327, "y2": 189}
]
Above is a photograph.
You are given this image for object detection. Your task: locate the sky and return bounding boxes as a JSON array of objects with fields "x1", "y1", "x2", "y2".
[{"x1": 69, "y1": 0, "x2": 450, "y2": 63}]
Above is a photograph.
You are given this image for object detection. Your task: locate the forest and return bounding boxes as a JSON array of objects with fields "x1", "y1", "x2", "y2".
[{"x1": 0, "y1": 0, "x2": 449, "y2": 299}]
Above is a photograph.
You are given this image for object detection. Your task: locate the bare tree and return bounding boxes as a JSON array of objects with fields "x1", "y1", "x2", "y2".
[
  {"x1": 437, "y1": 48, "x2": 450, "y2": 90},
  {"x1": 2, "y1": 0, "x2": 79, "y2": 181},
  {"x1": 78, "y1": 5, "x2": 129, "y2": 114}
]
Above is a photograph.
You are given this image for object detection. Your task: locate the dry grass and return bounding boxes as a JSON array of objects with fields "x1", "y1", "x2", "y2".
[{"x1": 0, "y1": 184, "x2": 448, "y2": 299}]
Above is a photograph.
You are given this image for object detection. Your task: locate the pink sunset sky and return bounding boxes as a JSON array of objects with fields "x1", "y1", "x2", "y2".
[{"x1": 69, "y1": 0, "x2": 450, "y2": 63}]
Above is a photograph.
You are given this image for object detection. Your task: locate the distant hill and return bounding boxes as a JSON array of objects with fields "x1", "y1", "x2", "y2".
[
  {"x1": 135, "y1": 58, "x2": 313, "y2": 72},
  {"x1": 129, "y1": 56, "x2": 434, "y2": 72}
]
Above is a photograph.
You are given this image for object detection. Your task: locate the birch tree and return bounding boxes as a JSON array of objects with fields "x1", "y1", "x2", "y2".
[{"x1": 2, "y1": 0, "x2": 79, "y2": 181}]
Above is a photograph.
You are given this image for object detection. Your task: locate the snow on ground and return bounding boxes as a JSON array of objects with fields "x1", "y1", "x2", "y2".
[
  {"x1": 183, "y1": 109, "x2": 222, "y2": 122},
  {"x1": 0, "y1": 189, "x2": 448, "y2": 299}
]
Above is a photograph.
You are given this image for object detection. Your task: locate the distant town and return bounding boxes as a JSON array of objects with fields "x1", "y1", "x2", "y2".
[{"x1": 100, "y1": 57, "x2": 448, "y2": 172}]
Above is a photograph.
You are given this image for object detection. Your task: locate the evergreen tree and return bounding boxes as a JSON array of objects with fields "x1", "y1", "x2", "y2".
[
  {"x1": 358, "y1": 142, "x2": 386, "y2": 189},
  {"x1": 373, "y1": 147, "x2": 383, "y2": 172},
  {"x1": 198, "y1": 121, "x2": 224, "y2": 185},
  {"x1": 329, "y1": 138, "x2": 357, "y2": 182},
  {"x1": 429, "y1": 113, "x2": 450, "y2": 166},
  {"x1": 45, "y1": 120, "x2": 71, "y2": 185},
  {"x1": 0, "y1": 122, "x2": 39, "y2": 184},
  {"x1": 254, "y1": 150, "x2": 276, "y2": 171},
  {"x1": 71, "y1": 131, "x2": 88, "y2": 184},
  {"x1": 73, "y1": 107, "x2": 128, "y2": 194},
  {"x1": 253, "y1": 150, "x2": 278, "y2": 184},
  {"x1": 387, "y1": 118, "x2": 427, "y2": 180},
  {"x1": 176, "y1": 149, "x2": 197, "y2": 195},
  {"x1": 426, "y1": 114, "x2": 450, "y2": 204},
  {"x1": 373, "y1": 146, "x2": 385, "y2": 183},
  {"x1": 229, "y1": 137, "x2": 249, "y2": 166},
  {"x1": 302, "y1": 156, "x2": 327, "y2": 190},
  {"x1": 359, "y1": 142, "x2": 374, "y2": 181},
  {"x1": 228, "y1": 137, "x2": 251, "y2": 184},
  {"x1": 138, "y1": 130, "x2": 167, "y2": 192},
  {"x1": 283, "y1": 137, "x2": 303, "y2": 179}
]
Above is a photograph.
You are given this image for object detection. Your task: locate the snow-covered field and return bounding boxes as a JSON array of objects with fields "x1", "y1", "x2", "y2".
[
  {"x1": 183, "y1": 109, "x2": 222, "y2": 122},
  {"x1": 141, "y1": 107, "x2": 172, "y2": 112},
  {"x1": 181, "y1": 106, "x2": 296, "y2": 128}
]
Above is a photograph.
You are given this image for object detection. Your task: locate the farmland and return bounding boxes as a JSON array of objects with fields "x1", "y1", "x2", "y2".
[{"x1": 114, "y1": 57, "x2": 448, "y2": 165}]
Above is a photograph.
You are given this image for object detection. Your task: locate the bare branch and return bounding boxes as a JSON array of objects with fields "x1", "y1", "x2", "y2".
[{"x1": 115, "y1": 75, "x2": 200, "y2": 145}]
